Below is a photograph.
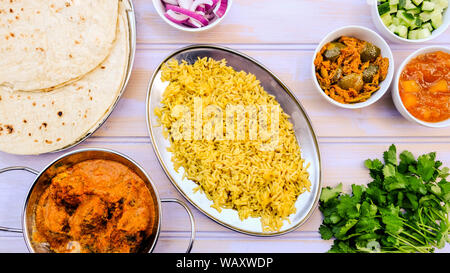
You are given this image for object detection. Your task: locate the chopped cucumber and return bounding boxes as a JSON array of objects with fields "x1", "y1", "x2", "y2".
[
  {"x1": 407, "y1": 7, "x2": 421, "y2": 14},
  {"x1": 390, "y1": 4, "x2": 399, "y2": 12},
  {"x1": 422, "y1": 1, "x2": 436, "y2": 11},
  {"x1": 399, "y1": 0, "x2": 407, "y2": 9},
  {"x1": 417, "y1": 27, "x2": 432, "y2": 38},
  {"x1": 405, "y1": 0, "x2": 418, "y2": 9},
  {"x1": 408, "y1": 29, "x2": 419, "y2": 39},
  {"x1": 419, "y1": 11, "x2": 433, "y2": 21},
  {"x1": 430, "y1": 9, "x2": 443, "y2": 28},
  {"x1": 422, "y1": 22, "x2": 434, "y2": 31},
  {"x1": 378, "y1": 2, "x2": 391, "y2": 15},
  {"x1": 388, "y1": 24, "x2": 398, "y2": 33},
  {"x1": 378, "y1": 0, "x2": 447, "y2": 40},
  {"x1": 392, "y1": 17, "x2": 402, "y2": 26},
  {"x1": 398, "y1": 10, "x2": 416, "y2": 26},
  {"x1": 431, "y1": 0, "x2": 448, "y2": 9},
  {"x1": 395, "y1": 24, "x2": 409, "y2": 37},
  {"x1": 381, "y1": 13, "x2": 394, "y2": 25}
]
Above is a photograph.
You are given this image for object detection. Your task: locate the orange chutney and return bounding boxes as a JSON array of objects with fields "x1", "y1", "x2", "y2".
[
  {"x1": 32, "y1": 159, "x2": 156, "y2": 253},
  {"x1": 399, "y1": 51, "x2": 450, "y2": 123}
]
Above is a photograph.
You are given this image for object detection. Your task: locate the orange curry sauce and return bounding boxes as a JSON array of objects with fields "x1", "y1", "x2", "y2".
[
  {"x1": 33, "y1": 160, "x2": 156, "y2": 253},
  {"x1": 399, "y1": 51, "x2": 450, "y2": 123}
]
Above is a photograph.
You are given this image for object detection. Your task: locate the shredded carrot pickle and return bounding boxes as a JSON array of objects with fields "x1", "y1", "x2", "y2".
[{"x1": 314, "y1": 36, "x2": 389, "y2": 104}]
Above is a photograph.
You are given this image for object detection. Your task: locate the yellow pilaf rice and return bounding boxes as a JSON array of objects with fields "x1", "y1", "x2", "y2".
[{"x1": 155, "y1": 57, "x2": 311, "y2": 232}]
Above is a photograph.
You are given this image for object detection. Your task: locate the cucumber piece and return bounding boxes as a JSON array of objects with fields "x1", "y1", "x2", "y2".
[
  {"x1": 405, "y1": 0, "x2": 418, "y2": 9},
  {"x1": 408, "y1": 29, "x2": 419, "y2": 39},
  {"x1": 388, "y1": 24, "x2": 398, "y2": 34},
  {"x1": 431, "y1": 0, "x2": 448, "y2": 11},
  {"x1": 390, "y1": 0, "x2": 400, "y2": 4},
  {"x1": 430, "y1": 9, "x2": 443, "y2": 28},
  {"x1": 412, "y1": 0, "x2": 424, "y2": 5},
  {"x1": 396, "y1": 24, "x2": 409, "y2": 37},
  {"x1": 392, "y1": 16, "x2": 402, "y2": 25},
  {"x1": 417, "y1": 27, "x2": 432, "y2": 38},
  {"x1": 422, "y1": 1, "x2": 435, "y2": 11},
  {"x1": 397, "y1": 9, "x2": 416, "y2": 26},
  {"x1": 381, "y1": 13, "x2": 394, "y2": 25},
  {"x1": 438, "y1": 0, "x2": 448, "y2": 9},
  {"x1": 390, "y1": 4, "x2": 399, "y2": 12},
  {"x1": 422, "y1": 22, "x2": 434, "y2": 31},
  {"x1": 407, "y1": 7, "x2": 421, "y2": 14},
  {"x1": 399, "y1": 0, "x2": 407, "y2": 9},
  {"x1": 419, "y1": 10, "x2": 433, "y2": 21},
  {"x1": 410, "y1": 17, "x2": 423, "y2": 28},
  {"x1": 378, "y1": 2, "x2": 391, "y2": 15}
]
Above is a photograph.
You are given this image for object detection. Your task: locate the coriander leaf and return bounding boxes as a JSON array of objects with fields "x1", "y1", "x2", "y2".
[
  {"x1": 365, "y1": 158, "x2": 383, "y2": 171},
  {"x1": 407, "y1": 176, "x2": 427, "y2": 195},
  {"x1": 360, "y1": 201, "x2": 378, "y2": 217},
  {"x1": 383, "y1": 144, "x2": 397, "y2": 166},
  {"x1": 383, "y1": 164, "x2": 396, "y2": 178},
  {"x1": 320, "y1": 183, "x2": 343, "y2": 203},
  {"x1": 384, "y1": 173, "x2": 407, "y2": 192},
  {"x1": 405, "y1": 192, "x2": 418, "y2": 210},
  {"x1": 334, "y1": 219, "x2": 358, "y2": 240},
  {"x1": 351, "y1": 184, "x2": 365, "y2": 202},
  {"x1": 380, "y1": 205, "x2": 404, "y2": 235},
  {"x1": 336, "y1": 195, "x2": 360, "y2": 219},
  {"x1": 366, "y1": 182, "x2": 387, "y2": 205},
  {"x1": 438, "y1": 167, "x2": 449, "y2": 179},
  {"x1": 319, "y1": 224, "x2": 333, "y2": 240},
  {"x1": 400, "y1": 150, "x2": 415, "y2": 165},
  {"x1": 417, "y1": 153, "x2": 436, "y2": 182},
  {"x1": 355, "y1": 217, "x2": 381, "y2": 233}
]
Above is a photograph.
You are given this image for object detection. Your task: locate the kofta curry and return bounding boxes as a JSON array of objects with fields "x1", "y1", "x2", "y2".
[
  {"x1": 32, "y1": 159, "x2": 156, "y2": 253},
  {"x1": 314, "y1": 36, "x2": 390, "y2": 104}
]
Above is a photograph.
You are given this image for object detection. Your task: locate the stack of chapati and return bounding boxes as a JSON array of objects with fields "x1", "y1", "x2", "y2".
[{"x1": 0, "y1": 0, "x2": 131, "y2": 155}]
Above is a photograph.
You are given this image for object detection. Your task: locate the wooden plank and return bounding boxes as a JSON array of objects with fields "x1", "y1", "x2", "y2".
[
  {"x1": 90, "y1": 48, "x2": 450, "y2": 138},
  {"x1": 133, "y1": 0, "x2": 450, "y2": 45},
  {"x1": 2, "y1": 231, "x2": 450, "y2": 253},
  {"x1": 1, "y1": 141, "x2": 449, "y2": 233}
]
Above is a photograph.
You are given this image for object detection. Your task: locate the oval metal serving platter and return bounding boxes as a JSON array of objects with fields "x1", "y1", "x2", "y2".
[
  {"x1": 52, "y1": 0, "x2": 137, "y2": 154},
  {"x1": 146, "y1": 45, "x2": 322, "y2": 236}
]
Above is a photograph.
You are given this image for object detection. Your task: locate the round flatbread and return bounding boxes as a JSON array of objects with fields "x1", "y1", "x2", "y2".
[
  {"x1": 0, "y1": 0, "x2": 119, "y2": 92},
  {"x1": 0, "y1": 6, "x2": 129, "y2": 155}
]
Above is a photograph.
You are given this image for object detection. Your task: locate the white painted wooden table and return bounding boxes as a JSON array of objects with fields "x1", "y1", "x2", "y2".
[{"x1": 1, "y1": 0, "x2": 449, "y2": 253}]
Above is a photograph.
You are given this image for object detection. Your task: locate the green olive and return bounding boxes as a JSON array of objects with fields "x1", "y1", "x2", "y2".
[
  {"x1": 362, "y1": 64, "x2": 379, "y2": 83},
  {"x1": 323, "y1": 42, "x2": 346, "y2": 61},
  {"x1": 338, "y1": 73, "x2": 364, "y2": 91},
  {"x1": 360, "y1": 42, "x2": 381, "y2": 63}
]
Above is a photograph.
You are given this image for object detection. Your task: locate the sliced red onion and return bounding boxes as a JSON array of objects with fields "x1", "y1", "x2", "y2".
[
  {"x1": 160, "y1": 0, "x2": 227, "y2": 28},
  {"x1": 165, "y1": 4, "x2": 209, "y2": 26},
  {"x1": 204, "y1": 12, "x2": 215, "y2": 20},
  {"x1": 165, "y1": 9, "x2": 189, "y2": 24},
  {"x1": 214, "y1": 0, "x2": 228, "y2": 18},
  {"x1": 162, "y1": 0, "x2": 178, "y2": 5},
  {"x1": 185, "y1": 18, "x2": 203, "y2": 28},
  {"x1": 191, "y1": 0, "x2": 213, "y2": 11},
  {"x1": 178, "y1": 0, "x2": 193, "y2": 9},
  {"x1": 196, "y1": 5, "x2": 206, "y2": 13}
]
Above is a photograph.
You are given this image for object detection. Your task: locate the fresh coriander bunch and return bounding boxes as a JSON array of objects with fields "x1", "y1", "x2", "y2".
[{"x1": 319, "y1": 144, "x2": 450, "y2": 253}]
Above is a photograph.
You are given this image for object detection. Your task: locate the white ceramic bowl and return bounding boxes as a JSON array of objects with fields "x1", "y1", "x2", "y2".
[
  {"x1": 368, "y1": 0, "x2": 450, "y2": 44},
  {"x1": 392, "y1": 46, "x2": 450, "y2": 128},
  {"x1": 312, "y1": 25, "x2": 395, "y2": 109},
  {"x1": 152, "y1": 0, "x2": 232, "y2": 32}
]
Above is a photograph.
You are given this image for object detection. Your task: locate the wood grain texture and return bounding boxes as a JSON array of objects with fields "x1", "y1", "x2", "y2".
[{"x1": 1, "y1": 0, "x2": 449, "y2": 253}]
